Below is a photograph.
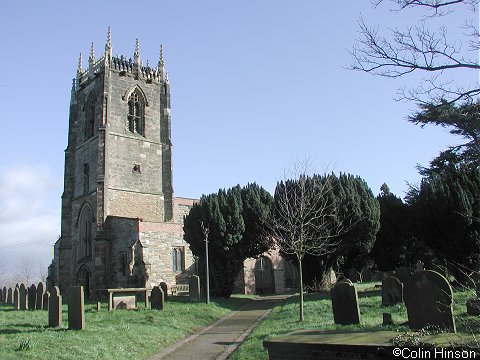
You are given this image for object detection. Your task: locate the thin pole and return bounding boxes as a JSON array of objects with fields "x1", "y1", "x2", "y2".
[{"x1": 201, "y1": 222, "x2": 210, "y2": 304}]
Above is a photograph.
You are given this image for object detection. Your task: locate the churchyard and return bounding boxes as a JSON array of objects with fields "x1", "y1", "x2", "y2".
[
  {"x1": 231, "y1": 282, "x2": 480, "y2": 360},
  {"x1": 2, "y1": 274, "x2": 480, "y2": 359},
  {"x1": 0, "y1": 292, "x2": 247, "y2": 360}
]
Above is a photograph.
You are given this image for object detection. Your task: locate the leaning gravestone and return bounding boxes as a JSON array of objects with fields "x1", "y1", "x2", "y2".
[
  {"x1": 330, "y1": 279, "x2": 361, "y2": 325},
  {"x1": 404, "y1": 270, "x2": 456, "y2": 332},
  {"x1": 68, "y1": 286, "x2": 85, "y2": 330},
  {"x1": 43, "y1": 291, "x2": 50, "y2": 311},
  {"x1": 13, "y1": 286, "x2": 20, "y2": 310},
  {"x1": 36, "y1": 282, "x2": 45, "y2": 310},
  {"x1": 382, "y1": 276, "x2": 403, "y2": 306},
  {"x1": 189, "y1": 275, "x2": 201, "y2": 301},
  {"x1": 19, "y1": 284, "x2": 28, "y2": 310},
  {"x1": 151, "y1": 286, "x2": 165, "y2": 310},
  {"x1": 49, "y1": 286, "x2": 62, "y2": 327},
  {"x1": 160, "y1": 282, "x2": 168, "y2": 297},
  {"x1": 28, "y1": 284, "x2": 37, "y2": 310},
  {"x1": 7, "y1": 287, "x2": 13, "y2": 304}
]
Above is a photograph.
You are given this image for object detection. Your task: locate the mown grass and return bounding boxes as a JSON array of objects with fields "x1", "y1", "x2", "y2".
[
  {"x1": 0, "y1": 296, "x2": 248, "y2": 360},
  {"x1": 230, "y1": 283, "x2": 480, "y2": 360}
]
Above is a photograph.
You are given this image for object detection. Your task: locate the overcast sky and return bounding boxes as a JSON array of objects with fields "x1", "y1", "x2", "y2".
[{"x1": 0, "y1": 1, "x2": 475, "y2": 275}]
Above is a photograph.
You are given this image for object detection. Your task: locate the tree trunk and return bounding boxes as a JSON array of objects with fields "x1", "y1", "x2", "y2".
[{"x1": 298, "y1": 257, "x2": 304, "y2": 322}]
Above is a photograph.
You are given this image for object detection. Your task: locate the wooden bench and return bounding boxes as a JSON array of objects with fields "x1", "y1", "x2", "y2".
[
  {"x1": 106, "y1": 288, "x2": 151, "y2": 311},
  {"x1": 171, "y1": 284, "x2": 189, "y2": 296}
]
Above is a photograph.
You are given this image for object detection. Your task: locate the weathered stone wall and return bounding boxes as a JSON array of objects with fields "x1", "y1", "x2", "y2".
[
  {"x1": 172, "y1": 197, "x2": 197, "y2": 223},
  {"x1": 139, "y1": 221, "x2": 195, "y2": 287}
]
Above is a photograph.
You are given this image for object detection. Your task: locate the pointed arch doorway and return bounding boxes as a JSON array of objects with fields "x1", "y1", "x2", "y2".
[
  {"x1": 255, "y1": 256, "x2": 275, "y2": 295},
  {"x1": 77, "y1": 266, "x2": 90, "y2": 299}
]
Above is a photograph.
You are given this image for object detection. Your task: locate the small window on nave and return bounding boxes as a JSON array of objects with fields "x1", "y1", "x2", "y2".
[{"x1": 172, "y1": 247, "x2": 185, "y2": 273}]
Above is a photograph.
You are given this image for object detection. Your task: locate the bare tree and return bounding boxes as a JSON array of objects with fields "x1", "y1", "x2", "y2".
[
  {"x1": 16, "y1": 257, "x2": 34, "y2": 285},
  {"x1": 350, "y1": 0, "x2": 480, "y2": 105},
  {"x1": 267, "y1": 160, "x2": 347, "y2": 321}
]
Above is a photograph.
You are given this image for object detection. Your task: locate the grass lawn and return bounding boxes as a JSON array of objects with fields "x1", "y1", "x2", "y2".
[
  {"x1": 230, "y1": 283, "x2": 480, "y2": 360},
  {"x1": 0, "y1": 296, "x2": 248, "y2": 360}
]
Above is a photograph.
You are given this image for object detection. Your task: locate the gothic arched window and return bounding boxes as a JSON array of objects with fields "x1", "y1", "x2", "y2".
[
  {"x1": 83, "y1": 163, "x2": 89, "y2": 194},
  {"x1": 78, "y1": 205, "x2": 93, "y2": 259},
  {"x1": 84, "y1": 95, "x2": 95, "y2": 140},
  {"x1": 172, "y1": 247, "x2": 185, "y2": 273},
  {"x1": 127, "y1": 90, "x2": 145, "y2": 136}
]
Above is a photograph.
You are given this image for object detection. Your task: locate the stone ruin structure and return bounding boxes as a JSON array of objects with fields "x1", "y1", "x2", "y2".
[{"x1": 48, "y1": 29, "x2": 195, "y2": 297}]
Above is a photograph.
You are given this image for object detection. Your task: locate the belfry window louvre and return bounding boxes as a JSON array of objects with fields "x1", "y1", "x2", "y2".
[{"x1": 127, "y1": 90, "x2": 145, "y2": 136}]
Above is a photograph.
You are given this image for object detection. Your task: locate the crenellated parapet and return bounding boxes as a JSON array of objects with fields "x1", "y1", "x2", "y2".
[{"x1": 76, "y1": 28, "x2": 168, "y2": 89}]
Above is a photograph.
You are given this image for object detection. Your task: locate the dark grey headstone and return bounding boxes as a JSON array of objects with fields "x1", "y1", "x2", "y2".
[
  {"x1": 160, "y1": 282, "x2": 168, "y2": 297},
  {"x1": 330, "y1": 279, "x2": 361, "y2": 325},
  {"x1": 68, "y1": 286, "x2": 85, "y2": 330},
  {"x1": 19, "y1": 284, "x2": 28, "y2": 310},
  {"x1": 189, "y1": 275, "x2": 200, "y2": 301},
  {"x1": 7, "y1": 287, "x2": 13, "y2": 304},
  {"x1": 382, "y1": 276, "x2": 403, "y2": 306},
  {"x1": 43, "y1": 291, "x2": 50, "y2": 311},
  {"x1": 28, "y1": 284, "x2": 37, "y2": 310},
  {"x1": 36, "y1": 282, "x2": 45, "y2": 310},
  {"x1": 404, "y1": 270, "x2": 456, "y2": 332},
  {"x1": 383, "y1": 312, "x2": 393, "y2": 325},
  {"x1": 372, "y1": 272, "x2": 386, "y2": 282},
  {"x1": 151, "y1": 286, "x2": 165, "y2": 310},
  {"x1": 1, "y1": 286, "x2": 5, "y2": 302},
  {"x1": 49, "y1": 286, "x2": 62, "y2": 327},
  {"x1": 13, "y1": 286, "x2": 20, "y2": 310}
]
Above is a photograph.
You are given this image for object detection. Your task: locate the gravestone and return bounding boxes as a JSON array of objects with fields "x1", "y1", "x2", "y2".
[
  {"x1": 394, "y1": 266, "x2": 412, "y2": 284},
  {"x1": 113, "y1": 296, "x2": 136, "y2": 310},
  {"x1": 19, "y1": 284, "x2": 28, "y2": 310},
  {"x1": 13, "y1": 286, "x2": 20, "y2": 310},
  {"x1": 189, "y1": 275, "x2": 200, "y2": 301},
  {"x1": 382, "y1": 276, "x2": 403, "y2": 306},
  {"x1": 151, "y1": 286, "x2": 165, "y2": 310},
  {"x1": 68, "y1": 286, "x2": 85, "y2": 330},
  {"x1": 362, "y1": 269, "x2": 372, "y2": 283},
  {"x1": 36, "y1": 282, "x2": 45, "y2": 310},
  {"x1": 1, "y1": 286, "x2": 5, "y2": 302},
  {"x1": 97, "y1": 302, "x2": 101, "y2": 312},
  {"x1": 371, "y1": 272, "x2": 386, "y2": 282},
  {"x1": 160, "y1": 282, "x2": 168, "y2": 297},
  {"x1": 7, "y1": 287, "x2": 13, "y2": 304},
  {"x1": 404, "y1": 270, "x2": 456, "y2": 332},
  {"x1": 383, "y1": 313, "x2": 393, "y2": 325},
  {"x1": 330, "y1": 279, "x2": 361, "y2": 325},
  {"x1": 43, "y1": 291, "x2": 50, "y2": 311},
  {"x1": 48, "y1": 286, "x2": 62, "y2": 327},
  {"x1": 28, "y1": 284, "x2": 37, "y2": 310}
]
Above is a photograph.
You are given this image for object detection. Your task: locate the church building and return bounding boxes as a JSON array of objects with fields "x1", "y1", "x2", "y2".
[{"x1": 49, "y1": 29, "x2": 195, "y2": 296}]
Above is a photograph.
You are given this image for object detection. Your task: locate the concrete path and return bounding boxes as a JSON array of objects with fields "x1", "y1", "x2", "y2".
[{"x1": 149, "y1": 295, "x2": 287, "y2": 360}]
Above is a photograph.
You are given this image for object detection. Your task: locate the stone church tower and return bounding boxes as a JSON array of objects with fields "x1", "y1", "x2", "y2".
[{"x1": 52, "y1": 29, "x2": 195, "y2": 296}]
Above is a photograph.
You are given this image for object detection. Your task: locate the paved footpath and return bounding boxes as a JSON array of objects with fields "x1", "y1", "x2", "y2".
[{"x1": 149, "y1": 295, "x2": 287, "y2": 360}]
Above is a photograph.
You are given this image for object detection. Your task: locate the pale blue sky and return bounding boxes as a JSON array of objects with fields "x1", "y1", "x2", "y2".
[{"x1": 0, "y1": 1, "x2": 474, "y2": 273}]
